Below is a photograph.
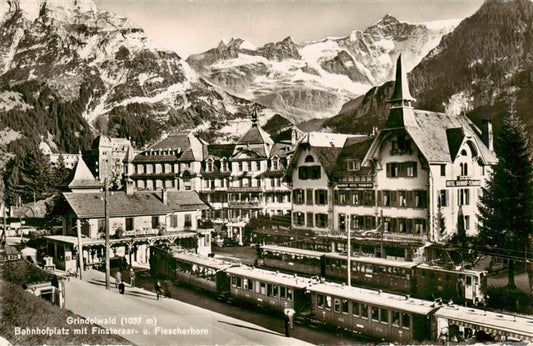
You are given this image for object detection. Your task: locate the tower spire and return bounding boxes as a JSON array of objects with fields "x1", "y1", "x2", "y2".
[
  {"x1": 389, "y1": 54, "x2": 415, "y2": 108},
  {"x1": 251, "y1": 108, "x2": 258, "y2": 127}
]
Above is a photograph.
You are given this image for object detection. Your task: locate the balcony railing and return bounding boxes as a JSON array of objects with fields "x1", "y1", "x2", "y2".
[{"x1": 227, "y1": 186, "x2": 263, "y2": 192}]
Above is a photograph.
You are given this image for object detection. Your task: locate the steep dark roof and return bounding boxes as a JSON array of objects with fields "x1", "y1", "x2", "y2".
[
  {"x1": 207, "y1": 144, "x2": 236, "y2": 158},
  {"x1": 150, "y1": 133, "x2": 190, "y2": 150},
  {"x1": 446, "y1": 128, "x2": 465, "y2": 161},
  {"x1": 270, "y1": 142, "x2": 293, "y2": 158},
  {"x1": 333, "y1": 137, "x2": 374, "y2": 177},
  {"x1": 238, "y1": 126, "x2": 273, "y2": 145},
  {"x1": 63, "y1": 192, "x2": 172, "y2": 218},
  {"x1": 165, "y1": 191, "x2": 209, "y2": 212},
  {"x1": 68, "y1": 157, "x2": 103, "y2": 190},
  {"x1": 313, "y1": 147, "x2": 344, "y2": 177}
]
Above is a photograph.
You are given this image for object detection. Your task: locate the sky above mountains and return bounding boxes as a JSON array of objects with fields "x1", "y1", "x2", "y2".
[{"x1": 94, "y1": 0, "x2": 484, "y2": 58}]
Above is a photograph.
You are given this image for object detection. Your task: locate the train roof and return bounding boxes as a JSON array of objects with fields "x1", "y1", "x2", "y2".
[
  {"x1": 325, "y1": 253, "x2": 418, "y2": 269},
  {"x1": 435, "y1": 305, "x2": 533, "y2": 341},
  {"x1": 416, "y1": 263, "x2": 486, "y2": 275},
  {"x1": 225, "y1": 266, "x2": 316, "y2": 289},
  {"x1": 260, "y1": 245, "x2": 324, "y2": 258},
  {"x1": 308, "y1": 282, "x2": 437, "y2": 315},
  {"x1": 172, "y1": 252, "x2": 233, "y2": 270}
]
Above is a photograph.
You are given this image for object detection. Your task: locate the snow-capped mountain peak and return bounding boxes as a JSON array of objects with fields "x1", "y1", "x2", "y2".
[{"x1": 187, "y1": 13, "x2": 460, "y2": 122}]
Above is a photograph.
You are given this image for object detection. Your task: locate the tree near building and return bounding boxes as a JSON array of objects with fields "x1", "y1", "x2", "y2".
[{"x1": 477, "y1": 110, "x2": 533, "y2": 288}]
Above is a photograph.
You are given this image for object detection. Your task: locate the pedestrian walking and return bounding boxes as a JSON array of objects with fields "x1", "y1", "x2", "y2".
[
  {"x1": 129, "y1": 268, "x2": 135, "y2": 287},
  {"x1": 284, "y1": 314, "x2": 290, "y2": 337},
  {"x1": 115, "y1": 271, "x2": 122, "y2": 288},
  {"x1": 155, "y1": 280, "x2": 162, "y2": 300},
  {"x1": 118, "y1": 281, "x2": 125, "y2": 295}
]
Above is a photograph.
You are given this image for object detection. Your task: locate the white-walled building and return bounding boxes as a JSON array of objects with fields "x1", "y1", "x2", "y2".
[{"x1": 286, "y1": 55, "x2": 497, "y2": 260}]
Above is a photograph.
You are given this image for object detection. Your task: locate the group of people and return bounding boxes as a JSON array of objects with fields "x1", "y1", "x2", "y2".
[
  {"x1": 113, "y1": 267, "x2": 166, "y2": 300},
  {"x1": 114, "y1": 268, "x2": 136, "y2": 295}
]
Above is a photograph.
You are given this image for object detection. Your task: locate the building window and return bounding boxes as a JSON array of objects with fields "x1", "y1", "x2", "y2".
[
  {"x1": 151, "y1": 216, "x2": 159, "y2": 229},
  {"x1": 298, "y1": 166, "x2": 321, "y2": 180},
  {"x1": 459, "y1": 188, "x2": 470, "y2": 206},
  {"x1": 293, "y1": 212, "x2": 305, "y2": 226},
  {"x1": 304, "y1": 155, "x2": 314, "y2": 163},
  {"x1": 306, "y1": 212, "x2": 314, "y2": 227},
  {"x1": 170, "y1": 215, "x2": 178, "y2": 228},
  {"x1": 315, "y1": 190, "x2": 328, "y2": 205},
  {"x1": 293, "y1": 189, "x2": 305, "y2": 204},
  {"x1": 315, "y1": 214, "x2": 328, "y2": 228},
  {"x1": 414, "y1": 219, "x2": 426, "y2": 233},
  {"x1": 272, "y1": 159, "x2": 279, "y2": 170},
  {"x1": 238, "y1": 162, "x2": 243, "y2": 171},
  {"x1": 347, "y1": 160, "x2": 359, "y2": 171},
  {"x1": 386, "y1": 162, "x2": 417, "y2": 178},
  {"x1": 184, "y1": 214, "x2": 192, "y2": 228},
  {"x1": 125, "y1": 217, "x2": 133, "y2": 231},
  {"x1": 206, "y1": 160, "x2": 213, "y2": 172},
  {"x1": 398, "y1": 191, "x2": 407, "y2": 207},
  {"x1": 414, "y1": 190, "x2": 427, "y2": 208},
  {"x1": 464, "y1": 215, "x2": 470, "y2": 230},
  {"x1": 439, "y1": 189, "x2": 448, "y2": 207},
  {"x1": 440, "y1": 164, "x2": 446, "y2": 176},
  {"x1": 387, "y1": 163, "x2": 399, "y2": 178}
]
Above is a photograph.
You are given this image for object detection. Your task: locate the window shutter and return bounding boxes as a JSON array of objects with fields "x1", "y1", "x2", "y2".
[
  {"x1": 386, "y1": 163, "x2": 392, "y2": 177},
  {"x1": 306, "y1": 189, "x2": 313, "y2": 205},
  {"x1": 391, "y1": 191, "x2": 398, "y2": 207},
  {"x1": 407, "y1": 191, "x2": 414, "y2": 208},
  {"x1": 378, "y1": 191, "x2": 383, "y2": 206}
]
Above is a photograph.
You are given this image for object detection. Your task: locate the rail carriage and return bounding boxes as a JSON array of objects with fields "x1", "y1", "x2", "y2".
[
  {"x1": 224, "y1": 266, "x2": 315, "y2": 313},
  {"x1": 324, "y1": 253, "x2": 417, "y2": 294},
  {"x1": 172, "y1": 252, "x2": 233, "y2": 294},
  {"x1": 258, "y1": 245, "x2": 486, "y2": 305},
  {"x1": 308, "y1": 282, "x2": 437, "y2": 343},
  {"x1": 258, "y1": 245, "x2": 324, "y2": 277},
  {"x1": 415, "y1": 264, "x2": 486, "y2": 305}
]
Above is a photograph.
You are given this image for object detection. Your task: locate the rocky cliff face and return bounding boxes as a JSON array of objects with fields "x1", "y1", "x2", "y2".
[
  {"x1": 323, "y1": 0, "x2": 533, "y2": 144},
  {"x1": 0, "y1": 0, "x2": 270, "y2": 153},
  {"x1": 187, "y1": 15, "x2": 458, "y2": 122}
]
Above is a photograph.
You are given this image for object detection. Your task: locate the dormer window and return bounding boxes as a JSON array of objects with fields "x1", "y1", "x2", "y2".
[
  {"x1": 347, "y1": 160, "x2": 360, "y2": 171},
  {"x1": 221, "y1": 158, "x2": 227, "y2": 172},
  {"x1": 304, "y1": 155, "x2": 314, "y2": 163},
  {"x1": 206, "y1": 159, "x2": 214, "y2": 172},
  {"x1": 391, "y1": 135, "x2": 412, "y2": 155},
  {"x1": 272, "y1": 158, "x2": 279, "y2": 170}
]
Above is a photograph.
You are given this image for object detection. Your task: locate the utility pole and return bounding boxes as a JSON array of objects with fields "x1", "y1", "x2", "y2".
[
  {"x1": 76, "y1": 219, "x2": 83, "y2": 280},
  {"x1": 347, "y1": 217, "x2": 351, "y2": 287},
  {"x1": 104, "y1": 178, "x2": 110, "y2": 290}
]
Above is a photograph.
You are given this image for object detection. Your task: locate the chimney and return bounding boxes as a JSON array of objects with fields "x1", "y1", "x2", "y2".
[
  {"x1": 126, "y1": 179, "x2": 134, "y2": 195},
  {"x1": 161, "y1": 188, "x2": 168, "y2": 205},
  {"x1": 482, "y1": 119, "x2": 494, "y2": 151}
]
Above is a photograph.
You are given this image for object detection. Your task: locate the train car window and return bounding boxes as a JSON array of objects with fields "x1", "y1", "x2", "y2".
[
  {"x1": 287, "y1": 288, "x2": 293, "y2": 301},
  {"x1": 231, "y1": 276, "x2": 237, "y2": 287},
  {"x1": 255, "y1": 281, "x2": 260, "y2": 293},
  {"x1": 280, "y1": 286, "x2": 286, "y2": 299},
  {"x1": 352, "y1": 302, "x2": 360, "y2": 316},
  {"x1": 380, "y1": 308, "x2": 389, "y2": 323},
  {"x1": 236, "y1": 277, "x2": 242, "y2": 288},
  {"x1": 318, "y1": 294, "x2": 324, "y2": 308},
  {"x1": 243, "y1": 278, "x2": 253, "y2": 290},
  {"x1": 260, "y1": 282, "x2": 266, "y2": 295},
  {"x1": 361, "y1": 304, "x2": 368, "y2": 319},
  {"x1": 402, "y1": 313, "x2": 410, "y2": 329},
  {"x1": 326, "y1": 296, "x2": 332, "y2": 309},
  {"x1": 366, "y1": 265, "x2": 373, "y2": 274},
  {"x1": 371, "y1": 306, "x2": 379, "y2": 321},
  {"x1": 267, "y1": 283, "x2": 273, "y2": 296},
  {"x1": 342, "y1": 299, "x2": 349, "y2": 314},
  {"x1": 273, "y1": 284, "x2": 279, "y2": 297},
  {"x1": 334, "y1": 298, "x2": 341, "y2": 313},
  {"x1": 392, "y1": 311, "x2": 400, "y2": 327}
]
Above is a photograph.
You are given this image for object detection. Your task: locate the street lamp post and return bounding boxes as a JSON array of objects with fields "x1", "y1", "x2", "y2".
[
  {"x1": 76, "y1": 219, "x2": 83, "y2": 280},
  {"x1": 347, "y1": 217, "x2": 351, "y2": 287}
]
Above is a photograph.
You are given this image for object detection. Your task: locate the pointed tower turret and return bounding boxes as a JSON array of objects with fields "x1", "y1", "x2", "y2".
[
  {"x1": 385, "y1": 54, "x2": 418, "y2": 128},
  {"x1": 251, "y1": 108, "x2": 258, "y2": 127},
  {"x1": 389, "y1": 54, "x2": 415, "y2": 108},
  {"x1": 68, "y1": 154, "x2": 103, "y2": 193}
]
